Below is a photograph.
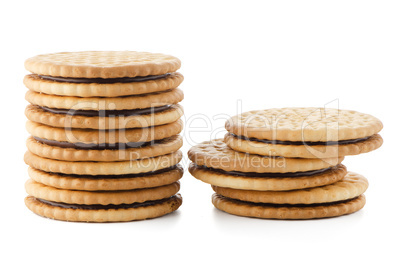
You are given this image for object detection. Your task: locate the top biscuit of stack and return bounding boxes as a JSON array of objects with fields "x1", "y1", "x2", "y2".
[
  {"x1": 24, "y1": 51, "x2": 184, "y2": 129},
  {"x1": 224, "y1": 107, "x2": 383, "y2": 158}
]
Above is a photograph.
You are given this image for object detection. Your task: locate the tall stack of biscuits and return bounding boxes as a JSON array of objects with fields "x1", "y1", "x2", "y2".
[
  {"x1": 189, "y1": 107, "x2": 383, "y2": 219},
  {"x1": 24, "y1": 51, "x2": 184, "y2": 222}
]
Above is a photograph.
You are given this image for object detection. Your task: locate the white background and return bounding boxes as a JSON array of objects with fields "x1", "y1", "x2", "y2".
[{"x1": 1, "y1": 1, "x2": 401, "y2": 265}]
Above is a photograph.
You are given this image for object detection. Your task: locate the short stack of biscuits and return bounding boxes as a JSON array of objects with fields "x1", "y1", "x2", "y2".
[
  {"x1": 24, "y1": 51, "x2": 184, "y2": 222},
  {"x1": 189, "y1": 107, "x2": 383, "y2": 219}
]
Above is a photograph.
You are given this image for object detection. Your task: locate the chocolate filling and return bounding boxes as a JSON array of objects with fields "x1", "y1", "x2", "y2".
[
  {"x1": 197, "y1": 164, "x2": 334, "y2": 178},
  {"x1": 36, "y1": 196, "x2": 175, "y2": 210},
  {"x1": 40, "y1": 105, "x2": 173, "y2": 117},
  {"x1": 219, "y1": 195, "x2": 360, "y2": 208},
  {"x1": 33, "y1": 136, "x2": 163, "y2": 150},
  {"x1": 38, "y1": 73, "x2": 171, "y2": 84},
  {"x1": 52, "y1": 165, "x2": 181, "y2": 179},
  {"x1": 231, "y1": 133, "x2": 371, "y2": 146}
]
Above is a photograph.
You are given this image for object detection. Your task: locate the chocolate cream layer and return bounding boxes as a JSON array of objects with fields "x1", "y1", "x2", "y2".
[
  {"x1": 195, "y1": 164, "x2": 335, "y2": 178},
  {"x1": 49, "y1": 165, "x2": 182, "y2": 179},
  {"x1": 38, "y1": 73, "x2": 171, "y2": 84},
  {"x1": 40, "y1": 105, "x2": 174, "y2": 117},
  {"x1": 35, "y1": 196, "x2": 177, "y2": 210},
  {"x1": 217, "y1": 194, "x2": 361, "y2": 208},
  {"x1": 231, "y1": 133, "x2": 371, "y2": 146},
  {"x1": 33, "y1": 136, "x2": 165, "y2": 150}
]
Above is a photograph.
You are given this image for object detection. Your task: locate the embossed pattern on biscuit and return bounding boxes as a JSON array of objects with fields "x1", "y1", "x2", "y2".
[
  {"x1": 225, "y1": 107, "x2": 383, "y2": 142},
  {"x1": 212, "y1": 172, "x2": 368, "y2": 204},
  {"x1": 189, "y1": 162, "x2": 347, "y2": 191},
  {"x1": 25, "y1": 179, "x2": 181, "y2": 205},
  {"x1": 25, "y1": 194, "x2": 182, "y2": 222},
  {"x1": 224, "y1": 132, "x2": 383, "y2": 158},
  {"x1": 25, "y1": 88, "x2": 184, "y2": 110},
  {"x1": 212, "y1": 193, "x2": 366, "y2": 220},
  {"x1": 25, "y1": 51, "x2": 181, "y2": 78},
  {"x1": 26, "y1": 135, "x2": 183, "y2": 162},
  {"x1": 25, "y1": 104, "x2": 184, "y2": 129},
  {"x1": 26, "y1": 120, "x2": 183, "y2": 144},
  {"x1": 23, "y1": 72, "x2": 184, "y2": 97},
  {"x1": 27, "y1": 165, "x2": 184, "y2": 191},
  {"x1": 188, "y1": 139, "x2": 343, "y2": 173}
]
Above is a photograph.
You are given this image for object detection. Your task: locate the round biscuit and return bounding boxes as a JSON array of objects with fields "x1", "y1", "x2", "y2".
[
  {"x1": 23, "y1": 72, "x2": 184, "y2": 97},
  {"x1": 27, "y1": 165, "x2": 183, "y2": 191},
  {"x1": 26, "y1": 120, "x2": 183, "y2": 144},
  {"x1": 25, "y1": 179, "x2": 180, "y2": 205},
  {"x1": 24, "y1": 150, "x2": 182, "y2": 175},
  {"x1": 189, "y1": 163, "x2": 347, "y2": 191},
  {"x1": 188, "y1": 139, "x2": 344, "y2": 173},
  {"x1": 25, "y1": 88, "x2": 184, "y2": 110},
  {"x1": 224, "y1": 133, "x2": 383, "y2": 158},
  {"x1": 26, "y1": 135, "x2": 183, "y2": 162},
  {"x1": 24, "y1": 51, "x2": 181, "y2": 78},
  {"x1": 25, "y1": 104, "x2": 184, "y2": 129},
  {"x1": 212, "y1": 193, "x2": 366, "y2": 220},
  {"x1": 25, "y1": 194, "x2": 182, "y2": 222},
  {"x1": 225, "y1": 107, "x2": 383, "y2": 142},
  {"x1": 212, "y1": 172, "x2": 368, "y2": 204}
]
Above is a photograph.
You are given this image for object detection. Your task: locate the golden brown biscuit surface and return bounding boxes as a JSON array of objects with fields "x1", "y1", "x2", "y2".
[
  {"x1": 189, "y1": 163, "x2": 347, "y2": 191},
  {"x1": 25, "y1": 104, "x2": 184, "y2": 129},
  {"x1": 25, "y1": 88, "x2": 184, "y2": 110},
  {"x1": 212, "y1": 193, "x2": 366, "y2": 220},
  {"x1": 26, "y1": 135, "x2": 183, "y2": 162},
  {"x1": 225, "y1": 107, "x2": 383, "y2": 142},
  {"x1": 188, "y1": 139, "x2": 343, "y2": 173},
  {"x1": 23, "y1": 72, "x2": 184, "y2": 97},
  {"x1": 28, "y1": 165, "x2": 183, "y2": 191},
  {"x1": 224, "y1": 133, "x2": 383, "y2": 158},
  {"x1": 25, "y1": 179, "x2": 180, "y2": 205},
  {"x1": 25, "y1": 51, "x2": 181, "y2": 78},
  {"x1": 24, "y1": 150, "x2": 182, "y2": 175},
  {"x1": 25, "y1": 194, "x2": 182, "y2": 222},
  {"x1": 212, "y1": 172, "x2": 368, "y2": 204},
  {"x1": 26, "y1": 120, "x2": 183, "y2": 144}
]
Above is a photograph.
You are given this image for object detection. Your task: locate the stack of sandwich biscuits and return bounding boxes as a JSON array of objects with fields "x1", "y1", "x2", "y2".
[
  {"x1": 189, "y1": 107, "x2": 382, "y2": 219},
  {"x1": 24, "y1": 51, "x2": 184, "y2": 222}
]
